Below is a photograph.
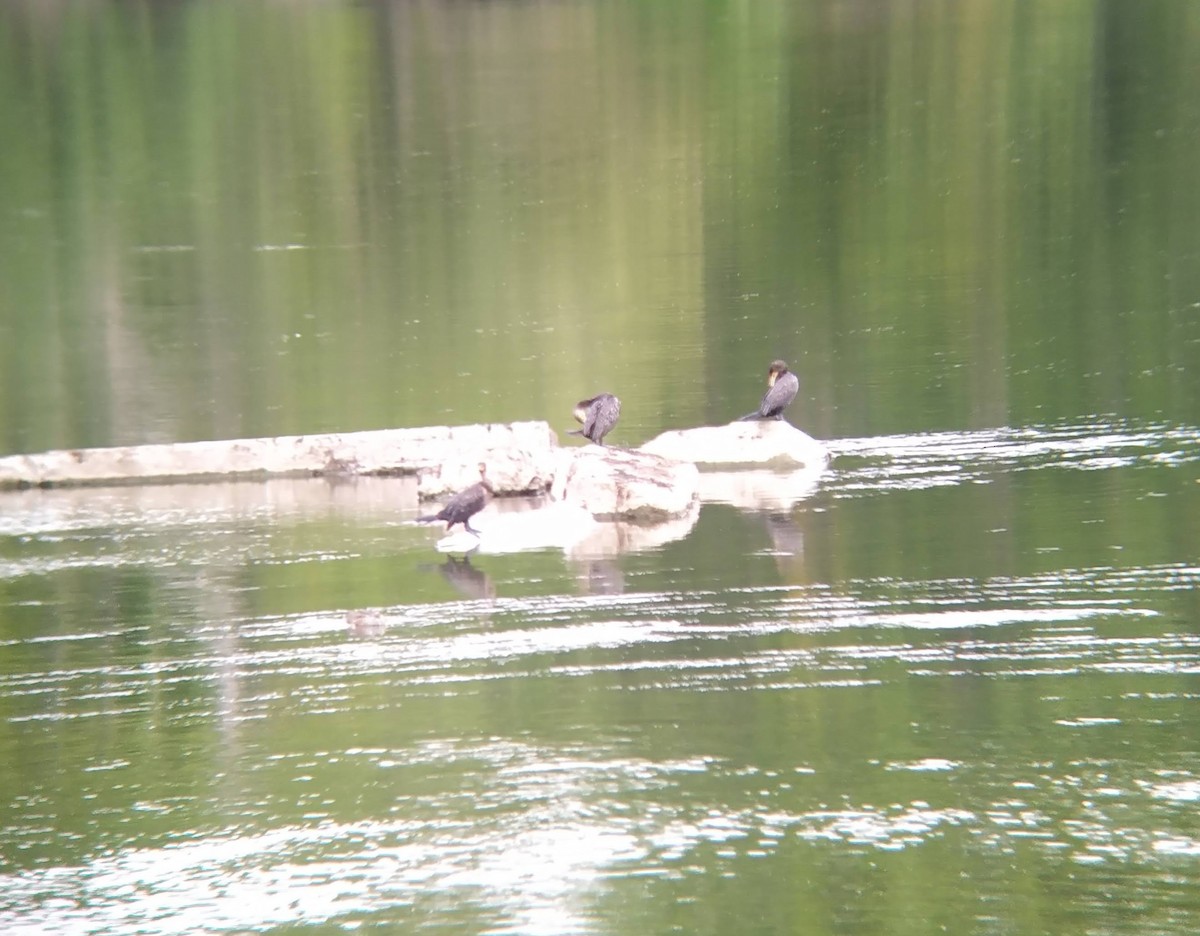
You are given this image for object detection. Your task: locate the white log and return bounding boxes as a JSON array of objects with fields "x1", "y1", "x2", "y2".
[{"x1": 0, "y1": 422, "x2": 560, "y2": 497}]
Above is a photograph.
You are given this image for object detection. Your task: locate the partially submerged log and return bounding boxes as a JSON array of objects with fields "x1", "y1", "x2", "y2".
[
  {"x1": 549, "y1": 446, "x2": 699, "y2": 522},
  {"x1": 0, "y1": 475, "x2": 425, "y2": 536},
  {"x1": 0, "y1": 422, "x2": 559, "y2": 497},
  {"x1": 0, "y1": 418, "x2": 827, "y2": 524},
  {"x1": 639, "y1": 420, "x2": 829, "y2": 469}
]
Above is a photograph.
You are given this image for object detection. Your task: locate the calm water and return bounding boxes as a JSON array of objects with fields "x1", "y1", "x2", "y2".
[{"x1": 2, "y1": 1, "x2": 1200, "y2": 934}]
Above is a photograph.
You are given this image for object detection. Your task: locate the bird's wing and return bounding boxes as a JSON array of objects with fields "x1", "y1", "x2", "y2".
[
  {"x1": 440, "y1": 485, "x2": 474, "y2": 517},
  {"x1": 583, "y1": 404, "x2": 600, "y2": 438},
  {"x1": 761, "y1": 373, "x2": 798, "y2": 414},
  {"x1": 756, "y1": 387, "x2": 775, "y2": 416},
  {"x1": 596, "y1": 396, "x2": 620, "y2": 433}
]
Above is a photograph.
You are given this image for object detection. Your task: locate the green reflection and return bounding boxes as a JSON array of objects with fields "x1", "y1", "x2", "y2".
[
  {"x1": 1, "y1": 0, "x2": 1198, "y2": 455},
  {"x1": 2, "y1": 2, "x2": 1200, "y2": 933}
]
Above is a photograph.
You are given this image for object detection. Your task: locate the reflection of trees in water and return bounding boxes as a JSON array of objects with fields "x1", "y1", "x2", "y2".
[{"x1": 3, "y1": 0, "x2": 1197, "y2": 455}]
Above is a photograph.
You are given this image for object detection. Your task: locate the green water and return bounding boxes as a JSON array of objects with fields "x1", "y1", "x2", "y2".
[{"x1": 1, "y1": 1, "x2": 1199, "y2": 934}]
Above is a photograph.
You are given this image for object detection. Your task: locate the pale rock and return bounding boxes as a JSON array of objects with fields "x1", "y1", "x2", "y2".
[
  {"x1": 639, "y1": 420, "x2": 829, "y2": 469},
  {"x1": 550, "y1": 446, "x2": 699, "y2": 522}
]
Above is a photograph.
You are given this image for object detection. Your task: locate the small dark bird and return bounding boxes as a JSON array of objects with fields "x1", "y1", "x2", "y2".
[
  {"x1": 418, "y1": 463, "x2": 495, "y2": 535},
  {"x1": 739, "y1": 360, "x2": 799, "y2": 421},
  {"x1": 569, "y1": 393, "x2": 621, "y2": 445}
]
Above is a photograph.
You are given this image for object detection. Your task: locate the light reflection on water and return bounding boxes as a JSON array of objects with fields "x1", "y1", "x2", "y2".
[
  {"x1": 1, "y1": 419, "x2": 1199, "y2": 933},
  {"x1": 1, "y1": 737, "x2": 1197, "y2": 935},
  {"x1": 826, "y1": 420, "x2": 1200, "y2": 495},
  {"x1": 4, "y1": 559, "x2": 1194, "y2": 713}
]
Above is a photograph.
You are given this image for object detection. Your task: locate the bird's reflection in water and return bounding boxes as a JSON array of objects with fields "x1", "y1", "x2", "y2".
[
  {"x1": 346, "y1": 608, "x2": 387, "y2": 638},
  {"x1": 434, "y1": 555, "x2": 496, "y2": 602},
  {"x1": 762, "y1": 512, "x2": 807, "y2": 579},
  {"x1": 763, "y1": 513, "x2": 805, "y2": 557},
  {"x1": 573, "y1": 558, "x2": 626, "y2": 595}
]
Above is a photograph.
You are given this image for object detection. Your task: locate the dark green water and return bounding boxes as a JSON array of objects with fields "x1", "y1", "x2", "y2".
[{"x1": 1, "y1": 1, "x2": 1199, "y2": 934}]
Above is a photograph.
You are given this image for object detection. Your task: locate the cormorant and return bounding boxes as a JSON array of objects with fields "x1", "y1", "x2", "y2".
[
  {"x1": 739, "y1": 360, "x2": 799, "y2": 421},
  {"x1": 569, "y1": 393, "x2": 621, "y2": 445},
  {"x1": 418, "y1": 463, "x2": 494, "y2": 535}
]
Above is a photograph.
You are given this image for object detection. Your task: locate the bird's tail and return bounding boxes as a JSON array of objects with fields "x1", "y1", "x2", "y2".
[
  {"x1": 738, "y1": 411, "x2": 763, "y2": 422},
  {"x1": 567, "y1": 428, "x2": 584, "y2": 436},
  {"x1": 416, "y1": 514, "x2": 440, "y2": 524}
]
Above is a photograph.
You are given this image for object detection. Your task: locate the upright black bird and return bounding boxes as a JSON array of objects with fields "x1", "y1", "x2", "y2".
[
  {"x1": 739, "y1": 360, "x2": 799, "y2": 421},
  {"x1": 569, "y1": 393, "x2": 621, "y2": 445},
  {"x1": 418, "y1": 463, "x2": 495, "y2": 535}
]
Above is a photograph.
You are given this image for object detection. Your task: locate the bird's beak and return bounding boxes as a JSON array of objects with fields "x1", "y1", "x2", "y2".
[{"x1": 767, "y1": 371, "x2": 778, "y2": 387}]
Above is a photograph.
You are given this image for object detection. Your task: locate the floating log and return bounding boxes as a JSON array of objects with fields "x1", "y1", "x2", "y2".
[
  {"x1": 0, "y1": 422, "x2": 560, "y2": 497},
  {"x1": 0, "y1": 418, "x2": 827, "y2": 522}
]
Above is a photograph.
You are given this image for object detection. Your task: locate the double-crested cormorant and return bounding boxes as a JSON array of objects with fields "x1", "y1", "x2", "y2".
[
  {"x1": 569, "y1": 393, "x2": 621, "y2": 445},
  {"x1": 418, "y1": 463, "x2": 494, "y2": 535},
  {"x1": 739, "y1": 360, "x2": 799, "y2": 421}
]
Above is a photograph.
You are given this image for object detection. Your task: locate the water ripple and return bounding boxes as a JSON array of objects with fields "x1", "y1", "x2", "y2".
[
  {"x1": 826, "y1": 419, "x2": 1200, "y2": 495},
  {"x1": 2, "y1": 563, "x2": 1196, "y2": 716},
  {"x1": 2, "y1": 741, "x2": 1195, "y2": 934}
]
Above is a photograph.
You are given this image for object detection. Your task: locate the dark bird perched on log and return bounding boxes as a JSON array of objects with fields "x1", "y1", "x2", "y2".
[
  {"x1": 739, "y1": 360, "x2": 799, "y2": 421},
  {"x1": 418, "y1": 463, "x2": 494, "y2": 535},
  {"x1": 569, "y1": 393, "x2": 621, "y2": 445}
]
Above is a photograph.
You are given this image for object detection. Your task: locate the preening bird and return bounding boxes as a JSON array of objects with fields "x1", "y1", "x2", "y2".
[
  {"x1": 569, "y1": 393, "x2": 621, "y2": 445},
  {"x1": 739, "y1": 360, "x2": 799, "y2": 421}
]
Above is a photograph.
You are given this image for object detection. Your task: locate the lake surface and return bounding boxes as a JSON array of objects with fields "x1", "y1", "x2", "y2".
[{"x1": 1, "y1": 1, "x2": 1199, "y2": 934}]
